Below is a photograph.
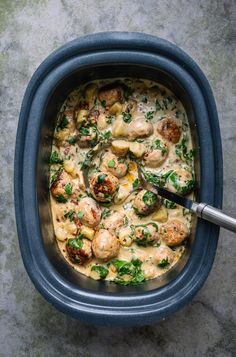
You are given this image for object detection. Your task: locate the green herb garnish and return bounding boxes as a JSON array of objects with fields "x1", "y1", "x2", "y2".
[
  {"x1": 143, "y1": 191, "x2": 157, "y2": 206},
  {"x1": 56, "y1": 194, "x2": 67, "y2": 203},
  {"x1": 64, "y1": 210, "x2": 75, "y2": 221},
  {"x1": 158, "y1": 258, "x2": 169, "y2": 268},
  {"x1": 50, "y1": 151, "x2": 63, "y2": 164},
  {"x1": 132, "y1": 178, "x2": 140, "y2": 190},
  {"x1": 57, "y1": 115, "x2": 69, "y2": 130},
  {"x1": 145, "y1": 111, "x2": 154, "y2": 120},
  {"x1": 152, "y1": 139, "x2": 168, "y2": 155},
  {"x1": 101, "y1": 208, "x2": 111, "y2": 219},
  {"x1": 97, "y1": 174, "x2": 107, "y2": 184},
  {"x1": 66, "y1": 235, "x2": 84, "y2": 250},
  {"x1": 113, "y1": 259, "x2": 145, "y2": 285},
  {"x1": 122, "y1": 112, "x2": 132, "y2": 123},
  {"x1": 64, "y1": 183, "x2": 73, "y2": 195},
  {"x1": 91, "y1": 265, "x2": 109, "y2": 279},
  {"x1": 100, "y1": 100, "x2": 106, "y2": 108}
]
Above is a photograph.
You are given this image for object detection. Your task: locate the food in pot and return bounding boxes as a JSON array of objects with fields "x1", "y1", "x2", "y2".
[{"x1": 50, "y1": 78, "x2": 195, "y2": 285}]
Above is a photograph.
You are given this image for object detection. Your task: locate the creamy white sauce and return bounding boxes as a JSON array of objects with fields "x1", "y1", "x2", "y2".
[{"x1": 50, "y1": 78, "x2": 194, "y2": 284}]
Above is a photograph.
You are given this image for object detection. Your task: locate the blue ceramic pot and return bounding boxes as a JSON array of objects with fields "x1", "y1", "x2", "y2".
[{"x1": 14, "y1": 32, "x2": 223, "y2": 326}]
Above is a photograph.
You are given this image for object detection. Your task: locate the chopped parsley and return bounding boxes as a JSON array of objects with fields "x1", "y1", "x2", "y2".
[
  {"x1": 145, "y1": 111, "x2": 154, "y2": 120},
  {"x1": 158, "y1": 257, "x2": 169, "y2": 268},
  {"x1": 122, "y1": 112, "x2": 132, "y2": 123},
  {"x1": 122, "y1": 85, "x2": 133, "y2": 101},
  {"x1": 132, "y1": 178, "x2": 140, "y2": 190},
  {"x1": 152, "y1": 139, "x2": 168, "y2": 155},
  {"x1": 91, "y1": 265, "x2": 109, "y2": 279},
  {"x1": 143, "y1": 191, "x2": 157, "y2": 206},
  {"x1": 66, "y1": 236, "x2": 84, "y2": 250},
  {"x1": 64, "y1": 183, "x2": 73, "y2": 195},
  {"x1": 64, "y1": 210, "x2": 75, "y2": 221},
  {"x1": 97, "y1": 174, "x2": 107, "y2": 184},
  {"x1": 57, "y1": 115, "x2": 69, "y2": 131},
  {"x1": 101, "y1": 208, "x2": 111, "y2": 219},
  {"x1": 163, "y1": 199, "x2": 177, "y2": 209},
  {"x1": 113, "y1": 259, "x2": 145, "y2": 285},
  {"x1": 100, "y1": 100, "x2": 106, "y2": 108},
  {"x1": 56, "y1": 194, "x2": 67, "y2": 203},
  {"x1": 50, "y1": 151, "x2": 63, "y2": 164}
]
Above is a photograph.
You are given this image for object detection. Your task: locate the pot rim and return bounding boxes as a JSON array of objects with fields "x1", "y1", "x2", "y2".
[{"x1": 14, "y1": 32, "x2": 223, "y2": 326}]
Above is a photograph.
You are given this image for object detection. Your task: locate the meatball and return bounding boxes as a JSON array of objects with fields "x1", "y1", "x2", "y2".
[
  {"x1": 134, "y1": 223, "x2": 159, "y2": 246},
  {"x1": 122, "y1": 99, "x2": 138, "y2": 114},
  {"x1": 101, "y1": 152, "x2": 128, "y2": 178},
  {"x1": 166, "y1": 167, "x2": 194, "y2": 195},
  {"x1": 78, "y1": 124, "x2": 98, "y2": 148},
  {"x1": 144, "y1": 140, "x2": 169, "y2": 167},
  {"x1": 92, "y1": 229, "x2": 120, "y2": 261},
  {"x1": 160, "y1": 220, "x2": 189, "y2": 246},
  {"x1": 127, "y1": 117, "x2": 154, "y2": 140},
  {"x1": 89, "y1": 172, "x2": 119, "y2": 202},
  {"x1": 98, "y1": 85, "x2": 123, "y2": 107},
  {"x1": 102, "y1": 211, "x2": 125, "y2": 232},
  {"x1": 88, "y1": 109, "x2": 100, "y2": 125},
  {"x1": 157, "y1": 117, "x2": 181, "y2": 143},
  {"x1": 133, "y1": 189, "x2": 160, "y2": 216},
  {"x1": 153, "y1": 245, "x2": 175, "y2": 266},
  {"x1": 66, "y1": 236, "x2": 92, "y2": 264},
  {"x1": 51, "y1": 170, "x2": 74, "y2": 202},
  {"x1": 76, "y1": 197, "x2": 101, "y2": 228}
]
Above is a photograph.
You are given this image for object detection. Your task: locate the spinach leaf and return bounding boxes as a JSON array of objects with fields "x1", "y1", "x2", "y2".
[
  {"x1": 64, "y1": 183, "x2": 73, "y2": 195},
  {"x1": 91, "y1": 265, "x2": 109, "y2": 279},
  {"x1": 152, "y1": 139, "x2": 168, "y2": 155},
  {"x1": 113, "y1": 259, "x2": 145, "y2": 285},
  {"x1": 50, "y1": 151, "x2": 63, "y2": 164},
  {"x1": 56, "y1": 194, "x2": 67, "y2": 203},
  {"x1": 158, "y1": 257, "x2": 170, "y2": 268},
  {"x1": 132, "y1": 178, "x2": 140, "y2": 190},
  {"x1": 57, "y1": 115, "x2": 69, "y2": 131},
  {"x1": 145, "y1": 111, "x2": 154, "y2": 120},
  {"x1": 143, "y1": 191, "x2": 157, "y2": 206}
]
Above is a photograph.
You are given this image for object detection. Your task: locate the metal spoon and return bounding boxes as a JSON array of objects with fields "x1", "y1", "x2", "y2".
[{"x1": 138, "y1": 167, "x2": 236, "y2": 233}]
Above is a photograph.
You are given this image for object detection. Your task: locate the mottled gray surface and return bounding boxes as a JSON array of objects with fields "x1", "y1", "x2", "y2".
[{"x1": 0, "y1": 0, "x2": 236, "y2": 356}]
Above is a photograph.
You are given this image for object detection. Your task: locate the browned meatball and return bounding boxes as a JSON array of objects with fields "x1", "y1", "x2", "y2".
[
  {"x1": 76, "y1": 197, "x2": 101, "y2": 227},
  {"x1": 101, "y1": 211, "x2": 125, "y2": 232},
  {"x1": 98, "y1": 85, "x2": 124, "y2": 107},
  {"x1": 133, "y1": 189, "x2": 160, "y2": 216},
  {"x1": 143, "y1": 143, "x2": 169, "y2": 168},
  {"x1": 66, "y1": 236, "x2": 92, "y2": 264},
  {"x1": 153, "y1": 245, "x2": 175, "y2": 266},
  {"x1": 160, "y1": 220, "x2": 189, "y2": 246},
  {"x1": 134, "y1": 223, "x2": 159, "y2": 246},
  {"x1": 101, "y1": 152, "x2": 128, "y2": 178},
  {"x1": 122, "y1": 99, "x2": 137, "y2": 114},
  {"x1": 127, "y1": 117, "x2": 154, "y2": 140},
  {"x1": 157, "y1": 117, "x2": 181, "y2": 143},
  {"x1": 88, "y1": 109, "x2": 100, "y2": 125},
  {"x1": 92, "y1": 229, "x2": 120, "y2": 261},
  {"x1": 89, "y1": 172, "x2": 119, "y2": 202},
  {"x1": 78, "y1": 125, "x2": 98, "y2": 148},
  {"x1": 50, "y1": 170, "x2": 74, "y2": 202}
]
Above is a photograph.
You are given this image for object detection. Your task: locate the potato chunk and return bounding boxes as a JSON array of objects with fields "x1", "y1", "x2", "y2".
[{"x1": 111, "y1": 140, "x2": 130, "y2": 156}]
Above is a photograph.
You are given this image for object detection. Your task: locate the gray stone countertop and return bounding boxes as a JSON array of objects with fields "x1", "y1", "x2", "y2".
[{"x1": 0, "y1": 1, "x2": 235, "y2": 356}]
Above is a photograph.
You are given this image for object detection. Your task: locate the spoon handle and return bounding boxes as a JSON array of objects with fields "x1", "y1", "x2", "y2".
[{"x1": 194, "y1": 203, "x2": 236, "y2": 233}]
